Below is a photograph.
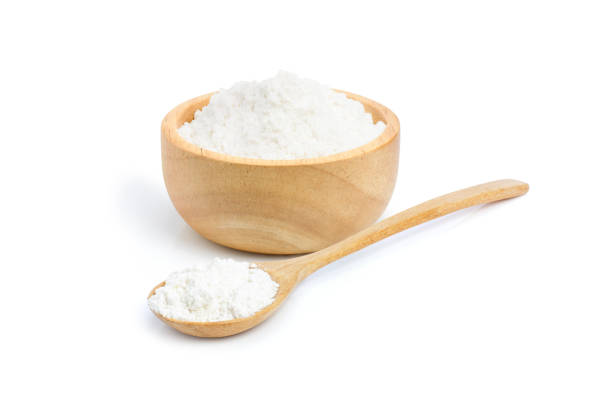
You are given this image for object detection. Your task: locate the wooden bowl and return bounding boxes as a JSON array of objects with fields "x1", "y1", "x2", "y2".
[{"x1": 161, "y1": 90, "x2": 400, "y2": 254}]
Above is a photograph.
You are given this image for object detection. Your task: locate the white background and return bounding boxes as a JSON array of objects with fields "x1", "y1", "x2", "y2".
[{"x1": 1, "y1": 0, "x2": 611, "y2": 406}]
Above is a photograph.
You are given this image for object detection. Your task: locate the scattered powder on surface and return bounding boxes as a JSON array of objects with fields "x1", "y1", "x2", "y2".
[
  {"x1": 148, "y1": 258, "x2": 279, "y2": 322},
  {"x1": 178, "y1": 71, "x2": 386, "y2": 160}
]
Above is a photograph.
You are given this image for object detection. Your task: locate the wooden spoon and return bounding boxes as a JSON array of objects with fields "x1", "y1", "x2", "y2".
[{"x1": 148, "y1": 179, "x2": 528, "y2": 337}]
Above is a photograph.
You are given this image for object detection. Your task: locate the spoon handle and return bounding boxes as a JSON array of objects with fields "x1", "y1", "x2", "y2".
[{"x1": 299, "y1": 179, "x2": 528, "y2": 278}]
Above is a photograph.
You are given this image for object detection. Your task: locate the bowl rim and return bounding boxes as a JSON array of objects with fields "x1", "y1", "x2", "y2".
[{"x1": 162, "y1": 89, "x2": 400, "y2": 167}]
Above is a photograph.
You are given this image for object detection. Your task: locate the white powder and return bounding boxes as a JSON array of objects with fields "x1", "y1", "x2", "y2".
[
  {"x1": 148, "y1": 258, "x2": 279, "y2": 322},
  {"x1": 178, "y1": 71, "x2": 386, "y2": 159}
]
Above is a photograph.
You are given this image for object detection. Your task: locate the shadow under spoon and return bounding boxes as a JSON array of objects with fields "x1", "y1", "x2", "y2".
[{"x1": 148, "y1": 179, "x2": 529, "y2": 337}]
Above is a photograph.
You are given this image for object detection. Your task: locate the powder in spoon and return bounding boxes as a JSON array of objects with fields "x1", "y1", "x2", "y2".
[
  {"x1": 148, "y1": 258, "x2": 278, "y2": 322},
  {"x1": 177, "y1": 71, "x2": 386, "y2": 160}
]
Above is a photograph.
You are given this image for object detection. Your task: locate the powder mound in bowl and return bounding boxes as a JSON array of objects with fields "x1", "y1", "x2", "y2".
[
  {"x1": 148, "y1": 258, "x2": 279, "y2": 322},
  {"x1": 177, "y1": 71, "x2": 387, "y2": 160}
]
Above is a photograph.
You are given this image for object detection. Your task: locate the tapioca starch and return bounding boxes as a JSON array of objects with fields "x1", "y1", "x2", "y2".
[
  {"x1": 178, "y1": 71, "x2": 386, "y2": 160},
  {"x1": 148, "y1": 258, "x2": 278, "y2": 322}
]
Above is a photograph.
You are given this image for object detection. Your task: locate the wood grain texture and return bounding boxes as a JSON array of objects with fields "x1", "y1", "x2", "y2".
[
  {"x1": 294, "y1": 179, "x2": 530, "y2": 279},
  {"x1": 149, "y1": 179, "x2": 529, "y2": 337},
  {"x1": 161, "y1": 91, "x2": 400, "y2": 254}
]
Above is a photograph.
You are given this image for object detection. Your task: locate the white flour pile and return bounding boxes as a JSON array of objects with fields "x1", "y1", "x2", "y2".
[
  {"x1": 148, "y1": 258, "x2": 279, "y2": 322},
  {"x1": 178, "y1": 71, "x2": 386, "y2": 159}
]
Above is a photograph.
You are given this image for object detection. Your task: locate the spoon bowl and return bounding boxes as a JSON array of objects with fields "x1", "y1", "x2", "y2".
[
  {"x1": 149, "y1": 179, "x2": 529, "y2": 337},
  {"x1": 148, "y1": 259, "x2": 306, "y2": 337}
]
